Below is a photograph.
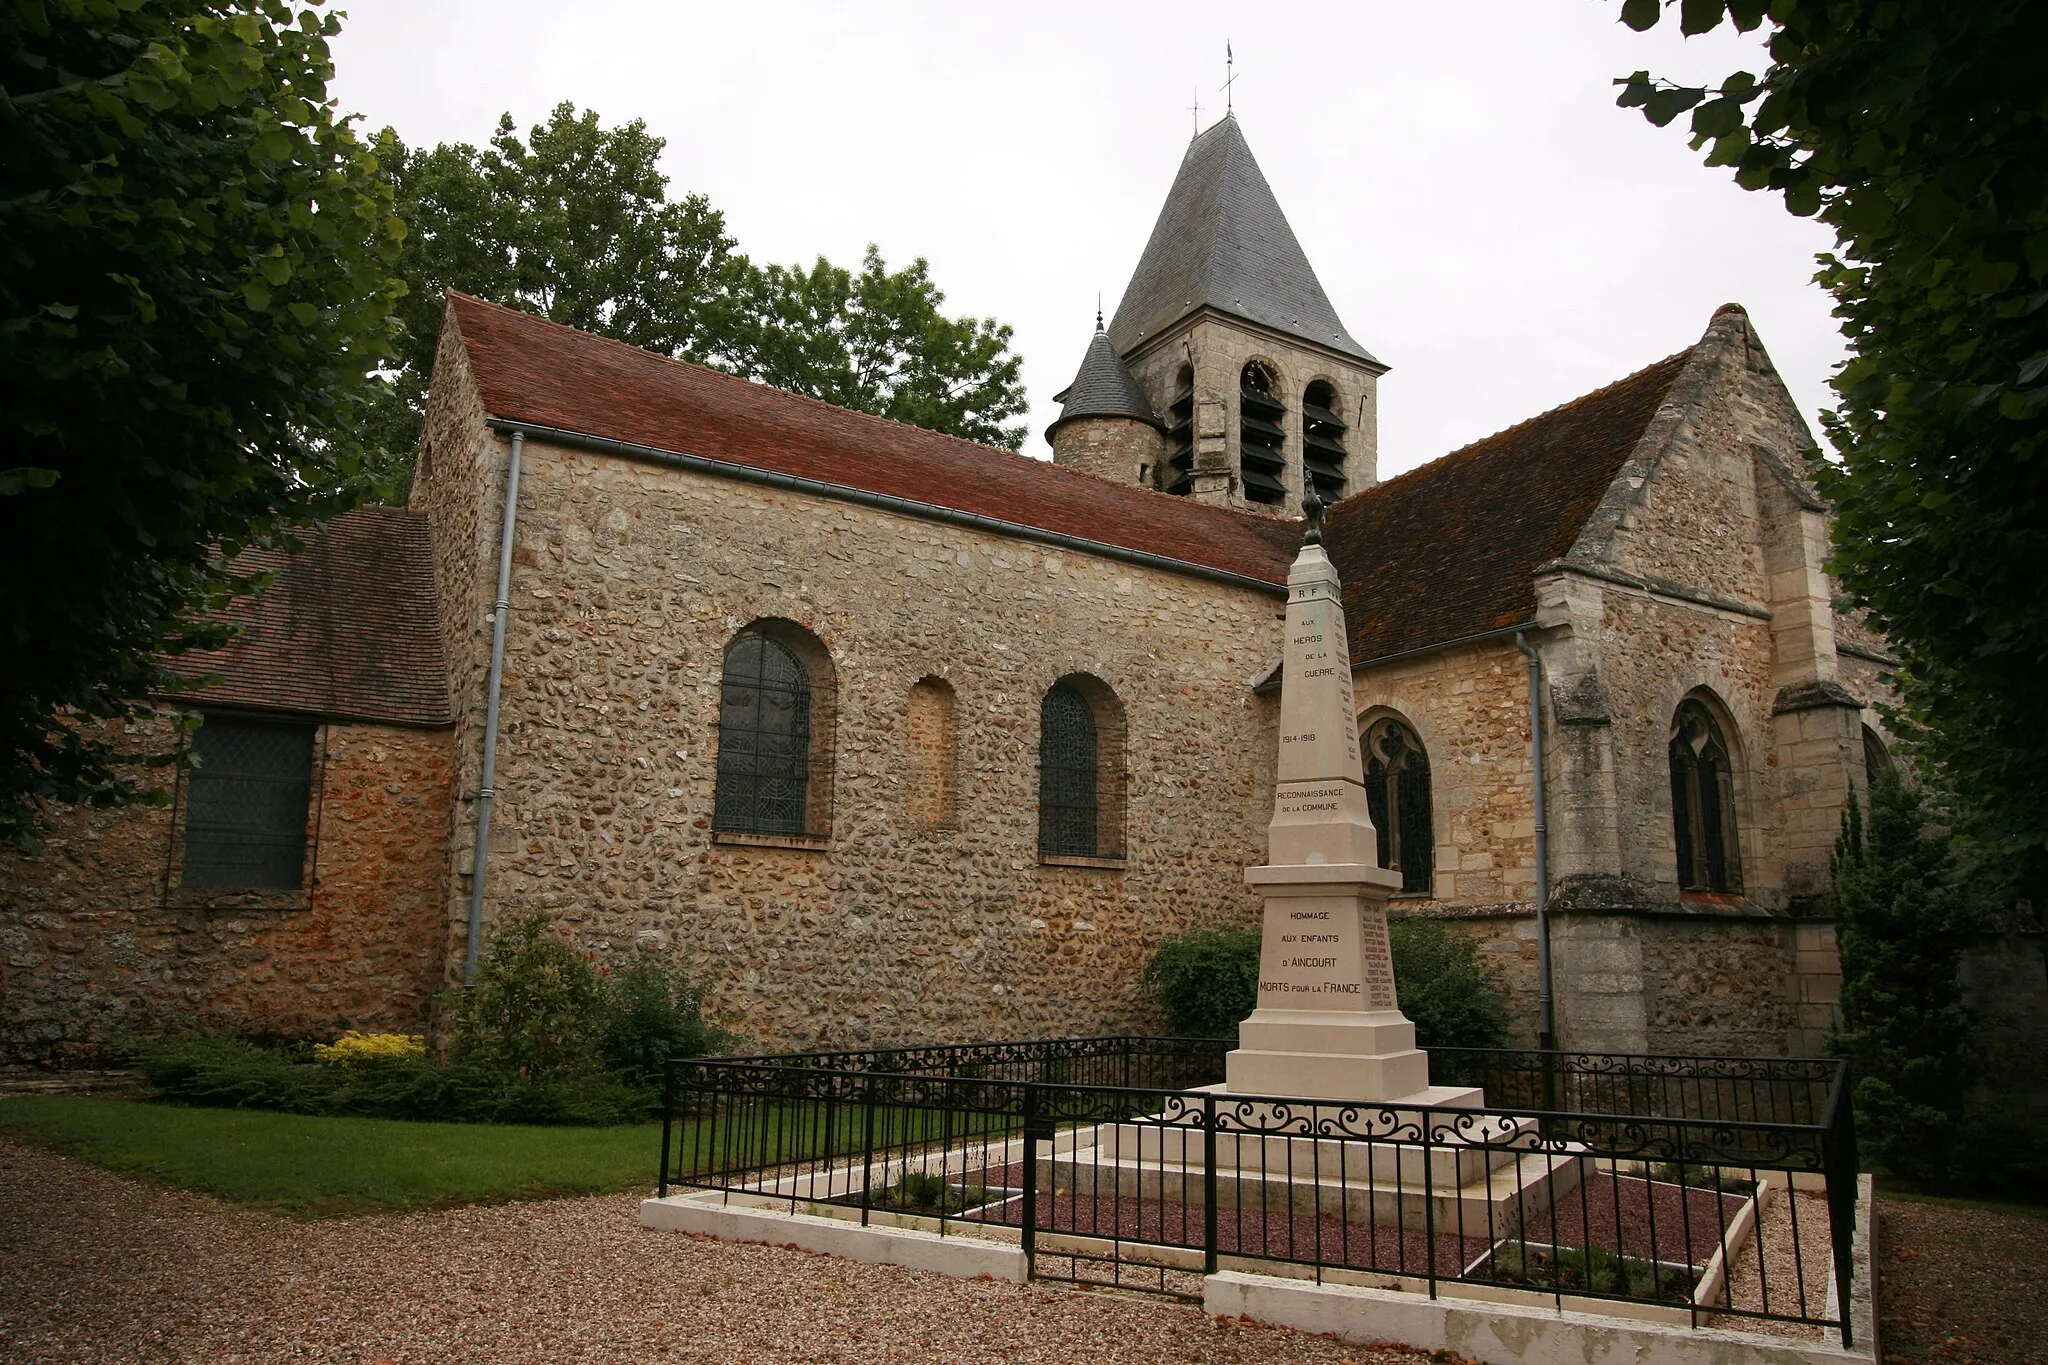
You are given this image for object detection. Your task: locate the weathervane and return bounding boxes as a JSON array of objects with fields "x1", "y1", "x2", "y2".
[{"x1": 1221, "y1": 41, "x2": 1237, "y2": 114}]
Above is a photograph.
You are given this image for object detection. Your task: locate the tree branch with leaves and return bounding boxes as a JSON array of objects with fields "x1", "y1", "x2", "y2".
[{"x1": 1615, "y1": 0, "x2": 2048, "y2": 876}]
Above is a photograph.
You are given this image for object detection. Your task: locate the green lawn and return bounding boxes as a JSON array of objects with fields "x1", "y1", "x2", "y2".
[{"x1": 0, "y1": 1095, "x2": 666, "y2": 1215}]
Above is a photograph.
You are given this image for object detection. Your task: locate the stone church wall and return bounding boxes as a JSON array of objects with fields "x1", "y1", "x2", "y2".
[
  {"x1": 0, "y1": 717, "x2": 453, "y2": 1060},
  {"x1": 441, "y1": 430, "x2": 1285, "y2": 1050}
]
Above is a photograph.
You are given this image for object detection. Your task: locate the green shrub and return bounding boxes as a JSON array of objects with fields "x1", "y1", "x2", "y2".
[
  {"x1": 600, "y1": 949, "x2": 731, "y2": 1083},
  {"x1": 1142, "y1": 916, "x2": 1512, "y2": 1050},
  {"x1": 1142, "y1": 926, "x2": 1260, "y2": 1037},
  {"x1": 451, "y1": 913, "x2": 610, "y2": 1079},
  {"x1": 1830, "y1": 768, "x2": 1978, "y2": 1188},
  {"x1": 137, "y1": 916, "x2": 726, "y2": 1126},
  {"x1": 135, "y1": 1035, "x2": 332, "y2": 1113},
  {"x1": 1388, "y1": 916, "x2": 1511, "y2": 1052}
]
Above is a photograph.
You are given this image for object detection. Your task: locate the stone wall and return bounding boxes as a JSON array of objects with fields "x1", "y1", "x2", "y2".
[
  {"x1": 1049, "y1": 416, "x2": 1167, "y2": 489},
  {"x1": 0, "y1": 717, "x2": 453, "y2": 1059},
  {"x1": 439, "y1": 431, "x2": 1286, "y2": 1050},
  {"x1": 1352, "y1": 638, "x2": 1538, "y2": 914},
  {"x1": 1124, "y1": 314, "x2": 1381, "y2": 508}
]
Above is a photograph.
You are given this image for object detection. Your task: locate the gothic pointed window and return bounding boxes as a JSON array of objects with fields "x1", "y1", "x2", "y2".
[
  {"x1": 1669, "y1": 698, "x2": 1742, "y2": 893},
  {"x1": 1038, "y1": 674, "x2": 1126, "y2": 861},
  {"x1": 1362, "y1": 716, "x2": 1433, "y2": 895},
  {"x1": 1238, "y1": 360, "x2": 1287, "y2": 506},
  {"x1": 715, "y1": 623, "x2": 838, "y2": 839},
  {"x1": 1861, "y1": 724, "x2": 1893, "y2": 785}
]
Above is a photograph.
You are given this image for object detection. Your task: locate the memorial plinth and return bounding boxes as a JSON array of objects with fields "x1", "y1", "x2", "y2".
[{"x1": 1224, "y1": 530, "x2": 1479, "y2": 1108}]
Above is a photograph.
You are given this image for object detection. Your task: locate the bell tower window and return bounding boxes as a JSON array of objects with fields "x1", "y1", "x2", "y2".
[
  {"x1": 1165, "y1": 364, "x2": 1195, "y2": 496},
  {"x1": 1238, "y1": 360, "x2": 1287, "y2": 506},
  {"x1": 1302, "y1": 380, "x2": 1348, "y2": 507}
]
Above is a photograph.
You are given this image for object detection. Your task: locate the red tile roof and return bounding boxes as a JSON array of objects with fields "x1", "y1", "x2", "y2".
[
  {"x1": 1324, "y1": 351, "x2": 1693, "y2": 666},
  {"x1": 163, "y1": 506, "x2": 451, "y2": 727},
  {"x1": 447, "y1": 293, "x2": 1298, "y2": 588}
]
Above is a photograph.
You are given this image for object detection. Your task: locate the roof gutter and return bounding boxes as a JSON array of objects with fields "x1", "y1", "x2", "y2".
[
  {"x1": 464, "y1": 427, "x2": 524, "y2": 983},
  {"x1": 1514, "y1": 629, "x2": 1556, "y2": 1053},
  {"x1": 483, "y1": 418, "x2": 1287, "y2": 599}
]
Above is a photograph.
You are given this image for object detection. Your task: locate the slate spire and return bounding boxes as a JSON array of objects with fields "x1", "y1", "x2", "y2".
[
  {"x1": 1107, "y1": 115, "x2": 1376, "y2": 364},
  {"x1": 1045, "y1": 312, "x2": 1162, "y2": 442}
]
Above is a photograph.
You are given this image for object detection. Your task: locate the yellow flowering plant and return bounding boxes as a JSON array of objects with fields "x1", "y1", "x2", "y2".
[{"x1": 312, "y1": 1031, "x2": 426, "y2": 1065}]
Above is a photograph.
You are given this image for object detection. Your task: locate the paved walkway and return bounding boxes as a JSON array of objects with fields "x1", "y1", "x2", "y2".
[{"x1": 0, "y1": 1140, "x2": 1431, "y2": 1364}]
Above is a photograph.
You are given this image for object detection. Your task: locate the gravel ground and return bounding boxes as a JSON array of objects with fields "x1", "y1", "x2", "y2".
[
  {"x1": 0, "y1": 1139, "x2": 1439, "y2": 1365},
  {"x1": 1877, "y1": 1195, "x2": 2048, "y2": 1365}
]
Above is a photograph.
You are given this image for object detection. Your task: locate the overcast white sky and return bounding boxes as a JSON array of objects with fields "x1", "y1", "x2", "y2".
[{"x1": 329, "y1": 0, "x2": 1844, "y2": 478}]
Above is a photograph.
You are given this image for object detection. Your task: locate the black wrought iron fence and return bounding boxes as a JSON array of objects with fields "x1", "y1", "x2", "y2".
[{"x1": 658, "y1": 1040, "x2": 1858, "y2": 1345}]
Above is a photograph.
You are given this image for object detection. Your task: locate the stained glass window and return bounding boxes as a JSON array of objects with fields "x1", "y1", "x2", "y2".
[
  {"x1": 715, "y1": 630, "x2": 812, "y2": 836},
  {"x1": 182, "y1": 717, "x2": 315, "y2": 889},
  {"x1": 1038, "y1": 683, "x2": 1099, "y2": 857},
  {"x1": 1670, "y1": 699, "x2": 1742, "y2": 893},
  {"x1": 1362, "y1": 717, "x2": 1433, "y2": 895}
]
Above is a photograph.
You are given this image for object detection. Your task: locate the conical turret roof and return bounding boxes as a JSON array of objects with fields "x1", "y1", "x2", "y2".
[
  {"x1": 1107, "y1": 115, "x2": 1377, "y2": 365},
  {"x1": 1046, "y1": 316, "x2": 1161, "y2": 439}
]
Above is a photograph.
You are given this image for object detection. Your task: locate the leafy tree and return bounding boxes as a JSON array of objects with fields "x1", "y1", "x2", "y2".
[
  {"x1": 1615, "y1": 1, "x2": 2048, "y2": 875},
  {"x1": 722, "y1": 246, "x2": 1029, "y2": 450},
  {"x1": 372, "y1": 105, "x2": 1029, "y2": 496},
  {"x1": 1828, "y1": 768, "x2": 1976, "y2": 1186},
  {"x1": 0, "y1": 0, "x2": 405, "y2": 851},
  {"x1": 367, "y1": 102, "x2": 737, "y2": 493}
]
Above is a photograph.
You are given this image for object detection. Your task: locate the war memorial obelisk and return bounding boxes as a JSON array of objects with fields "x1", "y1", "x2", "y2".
[{"x1": 1224, "y1": 502, "x2": 1479, "y2": 1108}]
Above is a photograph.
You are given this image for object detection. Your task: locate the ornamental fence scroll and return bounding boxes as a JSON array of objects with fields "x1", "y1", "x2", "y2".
[{"x1": 658, "y1": 1040, "x2": 1858, "y2": 1345}]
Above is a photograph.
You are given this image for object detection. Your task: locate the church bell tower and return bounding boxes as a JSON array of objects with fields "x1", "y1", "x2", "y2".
[{"x1": 1047, "y1": 115, "x2": 1386, "y2": 514}]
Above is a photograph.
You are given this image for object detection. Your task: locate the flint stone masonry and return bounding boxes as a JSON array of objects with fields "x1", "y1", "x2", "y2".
[
  {"x1": 417, "y1": 414, "x2": 1287, "y2": 1050},
  {"x1": 0, "y1": 717, "x2": 452, "y2": 1057},
  {"x1": 1048, "y1": 415, "x2": 1167, "y2": 489}
]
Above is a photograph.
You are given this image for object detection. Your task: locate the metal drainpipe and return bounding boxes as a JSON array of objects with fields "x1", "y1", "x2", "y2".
[
  {"x1": 464, "y1": 428, "x2": 524, "y2": 983},
  {"x1": 1514, "y1": 631, "x2": 1556, "y2": 1051}
]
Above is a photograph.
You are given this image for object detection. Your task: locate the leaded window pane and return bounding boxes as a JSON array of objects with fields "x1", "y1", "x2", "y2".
[
  {"x1": 1670, "y1": 700, "x2": 1740, "y2": 893},
  {"x1": 182, "y1": 718, "x2": 314, "y2": 889},
  {"x1": 715, "y1": 632, "x2": 811, "y2": 836},
  {"x1": 1364, "y1": 718, "x2": 1433, "y2": 895},
  {"x1": 1039, "y1": 684, "x2": 1098, "y2": 857}
]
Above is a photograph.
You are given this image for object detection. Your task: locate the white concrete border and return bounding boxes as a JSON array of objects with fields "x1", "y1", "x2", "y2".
[
  {"x1": 643, "y1": 1174, "x2": 1880, "y2": 1365},
  {"x1": 1205, "y1": 1174, "x2": 1882, "y2": 1365},
  {"x1": 639, "y1": 1191, "x2": 1027, "y2": 1282}
]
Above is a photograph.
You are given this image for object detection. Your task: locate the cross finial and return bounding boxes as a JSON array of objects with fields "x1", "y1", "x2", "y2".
[
  {"x1": 1221, "y1": 41, "x2": 1237, "y2": 114},
  {"x1": 1302, "y1": 487, "x2": 1325, "y2": 546},
  {"x1": 1188, "y1": 85, "x2": 1202, "y2": 137}
]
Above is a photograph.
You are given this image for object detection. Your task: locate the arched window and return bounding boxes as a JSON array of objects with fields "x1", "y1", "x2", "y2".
[
  {"x1": 1238, "y1": 360, "x2": 1287, "y2": 507},
  {"x1": 1302, "y1": 379, "x2": 1348, "y2": 507},
  {"x1": 1038, "y1": 674, "x2": 1127, "y2": 861},
  {"x1": 1861, "y1": 724, "x2": 1893, "y2": 785},
  {"x1": 1362, "y1": 716, "x2": 1433, "y2": 895},
  {"x1": 1669, "y1": 698, "x2": 1742, "y2": 893},
  {"x1": 907, "y1": 676, "x2": 958, "y2": 828},
  {"x1": 1165, "y1": 363, "x2": 1195, "y2": 495},
  {"x1": 714, "y1": 621, "x2": 835, "y2": 839}
]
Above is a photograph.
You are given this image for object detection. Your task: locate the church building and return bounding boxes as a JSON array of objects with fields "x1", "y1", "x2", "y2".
[{"x1": 0, "y1": 116, "x2": 1894, "y2": 1062}]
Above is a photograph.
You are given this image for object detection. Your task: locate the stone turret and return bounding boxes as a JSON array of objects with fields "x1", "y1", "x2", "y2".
[{"x1": 1046, "y1": 313, "x2": 1167, "y2": 486}]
